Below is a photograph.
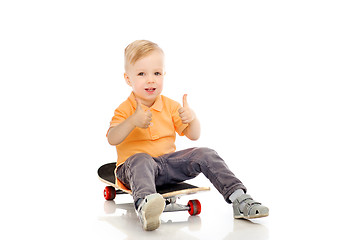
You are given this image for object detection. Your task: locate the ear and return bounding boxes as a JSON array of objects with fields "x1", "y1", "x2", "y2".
[{"x1": 124, "y1": 73, "x2": 131, "y2": 86}]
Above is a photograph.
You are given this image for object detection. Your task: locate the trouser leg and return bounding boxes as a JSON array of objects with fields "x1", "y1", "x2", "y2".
[
  {"x1": 116, "y1": 153, "x2": 158, "y2": 203},
  {"x1": 160, "y1": 147, "x2": 247, "y2": 203}
]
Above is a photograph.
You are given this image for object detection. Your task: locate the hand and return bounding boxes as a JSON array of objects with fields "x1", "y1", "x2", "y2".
[
  {"x1": 178, "y1": 94, "x2": 195, "y2": 124},
  {"x1": 131, "y1": 98, "x2": 152, "y2": 128}
]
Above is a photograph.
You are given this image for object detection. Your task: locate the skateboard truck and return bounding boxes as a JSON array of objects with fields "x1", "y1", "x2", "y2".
[
  {"x1": 164, "y1": 196, "x2": 188, "y2": 212},
  {"x1": 164, "y1": 196, "x2": 201, "y2": 216}
]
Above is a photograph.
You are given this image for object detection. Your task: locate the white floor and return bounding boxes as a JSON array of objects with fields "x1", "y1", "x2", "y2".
[
  {"x1": 2, "y1": 165, "x2": 343, "y2": 240},
  {"x1": 96, "y1": 188, "x2": 271, "y2": 240}
]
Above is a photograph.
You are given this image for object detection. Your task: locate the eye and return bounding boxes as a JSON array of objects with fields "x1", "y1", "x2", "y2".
[
  {"x1": 138, "y1": 72, "x2": 144, "y2": 76},
  {"x1": 154, "y1": 72, "x2": 161, "y2": 76}
]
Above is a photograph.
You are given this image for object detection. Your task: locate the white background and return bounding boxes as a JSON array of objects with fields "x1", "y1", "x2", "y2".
[{"x1": 1, "y1": 0, "x2": 344, "y2": 239}]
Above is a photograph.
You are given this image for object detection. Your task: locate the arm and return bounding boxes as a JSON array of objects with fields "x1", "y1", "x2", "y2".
[
  {"x1": 107, "y1": 98, "x2": 152, "y2": 146},
  {"x1": 179, "y1": 94, "x2": 201, "y2": 141},
  {"x1": 182, "y1": 117, "x2": 201, "y2": 140},
  {"x1": 107, "y1": 117, "x2": 135, "y2": 146}
]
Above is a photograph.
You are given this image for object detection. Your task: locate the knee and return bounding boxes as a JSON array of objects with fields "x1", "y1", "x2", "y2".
[
  {"x1": 194, "y1": 147, "x2": 218, "y2": 158},
  {"x1": 190, "y1": 147, "x2": 219, "y2": 164}
]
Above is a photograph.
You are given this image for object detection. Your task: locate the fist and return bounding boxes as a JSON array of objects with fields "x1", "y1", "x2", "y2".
[
  {"x1": 178, "y1": 94, "x2": 195, "y2": 124},
  {"x1": 132, "y1": 98, "x2": 152, "y2": 128}
]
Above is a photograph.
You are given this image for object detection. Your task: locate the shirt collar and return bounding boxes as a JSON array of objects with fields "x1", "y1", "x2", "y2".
[{"x1": 128, "y1": 92, "x2": 163, "y2": 112}]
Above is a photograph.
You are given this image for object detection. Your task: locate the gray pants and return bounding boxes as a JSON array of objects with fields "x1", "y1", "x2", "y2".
[{"x1": 116, "y1": 147, "x2": 247, "y2": 204}]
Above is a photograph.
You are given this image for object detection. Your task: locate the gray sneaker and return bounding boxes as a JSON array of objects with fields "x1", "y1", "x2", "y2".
[
  {"x1": 136, "y1": 193, "x2": 165, "y2": 231},
  {"x1": 232, "y1": 194, "x2": 269, "y2": 219}
]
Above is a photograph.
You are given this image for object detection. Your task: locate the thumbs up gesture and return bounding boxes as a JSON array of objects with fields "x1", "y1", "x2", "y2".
[
  {"x1": 131, "y1": 98, "x2": 152, "y2": 128},
  {"x1": 178, "y1": 94, "x2": 196, "y2": 124}
]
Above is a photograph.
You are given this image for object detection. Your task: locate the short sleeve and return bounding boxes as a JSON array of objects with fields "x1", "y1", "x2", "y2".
[
  {"x1": 110, "y1": 107, "x2": 128, "y2": 127},
  {"x1": 106, "y1": 102, "x2": 131, "y2": 137}
]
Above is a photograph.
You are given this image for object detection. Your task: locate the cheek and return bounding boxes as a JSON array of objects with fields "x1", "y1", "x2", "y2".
[
  {"x1": 157, "y1": 78, "x2": 164, "y2": 88},
  {"x1": 132, "y1": 79, "x2": 144, "y2": 89}
]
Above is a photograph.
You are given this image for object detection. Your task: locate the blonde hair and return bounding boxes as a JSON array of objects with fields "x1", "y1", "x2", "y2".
[{"x1": 124, "y1": 40, "x2": 164, "y2": 71}]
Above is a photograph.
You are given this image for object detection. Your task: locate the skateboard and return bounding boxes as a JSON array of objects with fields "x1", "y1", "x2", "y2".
[{"x1": 98, "y1": 162, "x2": 210, "y2": 216}]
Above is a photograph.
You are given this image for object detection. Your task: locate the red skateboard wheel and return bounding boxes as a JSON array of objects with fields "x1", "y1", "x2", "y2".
[
  {"x1": 188, "y1": 199, "x2": 201, "y2": 216},
  {"x1": 104, "y1": 186, "x2": 116, "y2": 200}
]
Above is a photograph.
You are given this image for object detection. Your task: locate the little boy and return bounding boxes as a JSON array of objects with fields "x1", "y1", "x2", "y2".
[{"x1": 107, "y1": 40, "x2": 269, "y2": 231}]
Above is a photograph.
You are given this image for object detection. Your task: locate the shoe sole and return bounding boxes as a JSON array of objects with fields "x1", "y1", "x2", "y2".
[
  {"x1": 234, "y1": 212, "x2": 269, "y2": 219},
  {"x1": 141, "y1": 194, "x2": 165, "y2": 231}
]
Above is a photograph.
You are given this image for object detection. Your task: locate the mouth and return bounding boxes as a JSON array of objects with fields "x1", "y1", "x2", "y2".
[{"x1": 145, "y1": 87, "x2": 156, "y2": 93}]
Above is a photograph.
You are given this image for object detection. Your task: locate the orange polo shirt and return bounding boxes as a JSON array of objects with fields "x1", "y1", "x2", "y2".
[{"x1": 107, "y1": 92, "x2": 188, "y2": 168}]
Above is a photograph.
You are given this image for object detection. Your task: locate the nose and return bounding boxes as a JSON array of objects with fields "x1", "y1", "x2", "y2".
[{"x1": 147, "y1": 74, "x2": 156, "y2": 84}]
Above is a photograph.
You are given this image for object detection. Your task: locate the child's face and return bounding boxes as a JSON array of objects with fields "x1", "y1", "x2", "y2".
[{"x1": 124, "y1": 50, "x2": 165, "y2": 107}]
